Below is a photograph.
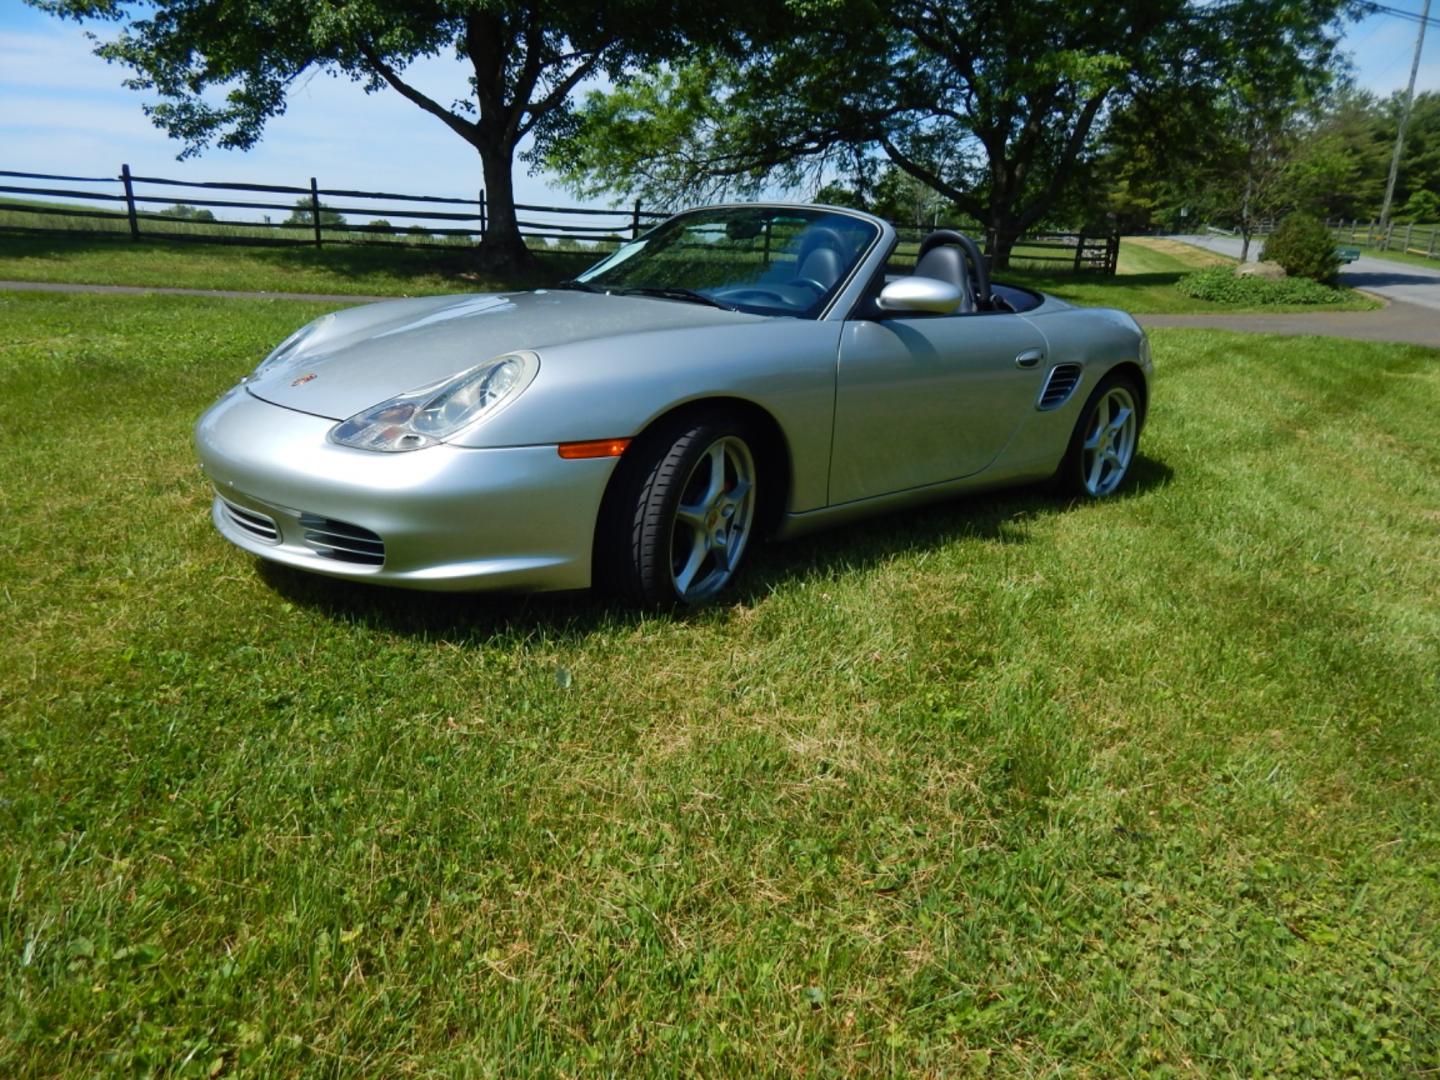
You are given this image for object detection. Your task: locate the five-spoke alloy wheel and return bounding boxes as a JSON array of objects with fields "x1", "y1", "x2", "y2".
[
  {"x1": 600, "y1": 411, "x2": 761, "y2": 607},
  {"x1": 1059, "y1": 376, "x2": 1142, "y2": 498},
  {"x1": 669, "y1": 436, "x2": 756, "y2": 602}
]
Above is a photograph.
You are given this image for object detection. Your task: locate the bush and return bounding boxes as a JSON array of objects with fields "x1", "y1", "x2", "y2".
[
  {"x1": 1177, "y1": 265, "x2": 1352, "y2": 306},
  {"x1": 1260, "y1": 212, "x2": 1341, "y2": 283}
]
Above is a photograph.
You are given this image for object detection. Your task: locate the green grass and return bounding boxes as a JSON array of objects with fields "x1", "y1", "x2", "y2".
[
  {"x1": 0, "y1": 229, "x2": 600, "y2": 296},
  {"x1": 2, "y1": 290, "x2": 1438, "y2": 1076}
]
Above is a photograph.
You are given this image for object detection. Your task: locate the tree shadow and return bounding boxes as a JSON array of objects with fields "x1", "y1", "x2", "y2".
[
  {"x1": 256, "y1": 453, "x2": 1174, "y2": 645},
  {"x1": 0, "y1": 230, "x2": 594, "y2": 290},
  {"x1": 1341, "y1": 268, "x2": 1440, "y2": 290}
]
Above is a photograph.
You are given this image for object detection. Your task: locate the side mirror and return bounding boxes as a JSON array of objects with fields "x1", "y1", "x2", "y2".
[{"x1": 875, "y1": 276, "x2": 963, "y2": 315}]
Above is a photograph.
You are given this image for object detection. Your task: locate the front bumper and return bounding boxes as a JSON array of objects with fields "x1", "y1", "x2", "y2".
[{"x1": 195, "y1": 387, "x2": 617, "y2": 592}]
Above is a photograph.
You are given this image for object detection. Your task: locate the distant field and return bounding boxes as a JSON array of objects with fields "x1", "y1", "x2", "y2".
[{"x1": 1, "y1": 290, "x2": 1436, "y2": 1075}]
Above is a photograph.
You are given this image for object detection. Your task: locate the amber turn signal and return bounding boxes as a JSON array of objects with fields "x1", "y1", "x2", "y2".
[{"x1": 557, "y1": 438, "x2": 631, "y2": 459}]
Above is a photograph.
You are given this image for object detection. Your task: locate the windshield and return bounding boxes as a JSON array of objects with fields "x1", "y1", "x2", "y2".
[{"x1": 576, "y1": 206, "x2": 880, "y2": 319}]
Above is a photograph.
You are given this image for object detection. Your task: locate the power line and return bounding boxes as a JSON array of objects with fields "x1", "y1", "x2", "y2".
[{"x1": 1359, "y1": 2, "x2": 1440, "y2": 30}]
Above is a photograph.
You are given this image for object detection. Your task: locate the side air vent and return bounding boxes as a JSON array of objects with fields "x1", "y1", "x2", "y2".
[
  {"x1": 219, "y1": 496, "x2": 279, "y2": 544},
  {"x1": 299, "y1": 513, "x2": 385, "y2": 566},
  {"x1": 1037, "y1": 364, "x2": 1083, "y2": 410}
]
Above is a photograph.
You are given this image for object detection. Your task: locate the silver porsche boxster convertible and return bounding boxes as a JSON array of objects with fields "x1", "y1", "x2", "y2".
[{"x1": 196, "y1": 203, "x2": 1151, "y2": 605}]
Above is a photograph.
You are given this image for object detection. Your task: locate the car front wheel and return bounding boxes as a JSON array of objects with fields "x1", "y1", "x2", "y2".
[
  {"x1": 600, "y1": 412, "x2": 759, "y2": 606},
  {"x1": 1059, "y1": 375, "x2": 1141, "y2": 498}
]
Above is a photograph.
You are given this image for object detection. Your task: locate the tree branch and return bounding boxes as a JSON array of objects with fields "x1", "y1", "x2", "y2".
[
  {"x1": 1017, "y1": 90, "x2": 1109, "y2": 230},
  {"x1": 358, "y1": 44, "x2": 479, "y2": 145},
  {"x1": 517, "y1": 53, "x2": 604, "y2": 141},
  {"x1": 880, "y1": 137, "x2": 985, "y2": 218}
]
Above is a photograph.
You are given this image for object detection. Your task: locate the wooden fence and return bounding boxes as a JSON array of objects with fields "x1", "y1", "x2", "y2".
[
  {"x1": 0, "y1": 163, "x2": 1119, "y2": 273},
  {"x1": 888, "y1": 226, "x2": 1119, "y2": 275},
  {"x1": 0, "y1": 165, "x2": 666, "y2": 249},
  {"x1": 1328, "y1": 218, "x2": 1440, "y2": 261}
]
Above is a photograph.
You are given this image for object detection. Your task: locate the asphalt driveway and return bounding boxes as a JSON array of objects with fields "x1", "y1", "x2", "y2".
[
  {"x1": 1171, "y1": 233, "x2": 1440, "y2": 314},
  {"x1": 1141, "y1": 234, "x2": 1440, "y2": 348}
]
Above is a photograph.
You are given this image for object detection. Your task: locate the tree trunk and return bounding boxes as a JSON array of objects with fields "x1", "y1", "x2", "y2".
[
  {"x1": 987, "y1": 214, "x2": 1023, "y2": 271},
  {"x1": 476, "y1": 141, "x2": 537, "y2": 274}
]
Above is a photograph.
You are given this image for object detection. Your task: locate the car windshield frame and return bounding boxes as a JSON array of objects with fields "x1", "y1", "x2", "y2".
[{"x1": 575, "y1": 205, "x2": 883, "y2": 320}]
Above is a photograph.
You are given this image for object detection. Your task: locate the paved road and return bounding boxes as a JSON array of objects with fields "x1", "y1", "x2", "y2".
[{"x1": 1170, "y1": 233, "x2": 1440, "y2": 314}]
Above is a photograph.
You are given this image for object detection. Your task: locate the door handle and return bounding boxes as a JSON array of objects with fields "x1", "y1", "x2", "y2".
[{"x1": 1015, "y1": 349, "x2": 1045, "y2": 369}]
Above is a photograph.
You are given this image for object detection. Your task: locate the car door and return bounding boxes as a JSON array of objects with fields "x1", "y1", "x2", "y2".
[{"x1": 828, "y1": 311, "x2": 1049, "y2": 505}]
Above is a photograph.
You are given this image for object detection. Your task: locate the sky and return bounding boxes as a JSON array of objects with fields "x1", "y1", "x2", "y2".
[{"x1": 0, "y1": 1, "x2": 1435, "y2": 220}]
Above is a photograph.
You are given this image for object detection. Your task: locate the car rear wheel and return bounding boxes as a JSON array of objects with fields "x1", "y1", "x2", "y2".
[
  {"x1": 599, "y1": 412, "x2": 758, "y2": 606},
  {"x1": 1058, "y1": 375, "x2": 1141, "y2": 498}
]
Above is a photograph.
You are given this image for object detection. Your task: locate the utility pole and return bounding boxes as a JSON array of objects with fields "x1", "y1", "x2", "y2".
[{"x1": 1379, "y1": 0, "x2": 1431, "y2": 230}]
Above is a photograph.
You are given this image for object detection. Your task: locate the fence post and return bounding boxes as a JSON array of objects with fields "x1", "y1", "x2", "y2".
[
  {"x1": 309, "y1": 177, "x2": 323, "y2": 247},
  {"x1": 1107, "y1": 232, "x2": 1120, "y2": 275},
  {"x1": 1428, "y1": 227, "x2": 1437, "y2": 258},
  {"x1": 1072, "y1": 231, "x2": 1086, "y2": 273},
  {"x1": 1403, "y1": 222, "x2": 1414, "y2": 253},
  {"x1": 120, "y1": 163, "x2": 140, "y2": 241},
  {"x1": 632, "y1": 200, "x2": 642, "y2": 240},
  {"x1": 479, "y1": 191, "x2": 486, "y2": 240}
]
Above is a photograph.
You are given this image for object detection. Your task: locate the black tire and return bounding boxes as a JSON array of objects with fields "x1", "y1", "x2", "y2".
[
  {"x1": 596, "y1": 411, "x2": 760, "y2": 607},
  {"x1": 1056, "y1": 373, "x2": 1143, "y2": 498}
]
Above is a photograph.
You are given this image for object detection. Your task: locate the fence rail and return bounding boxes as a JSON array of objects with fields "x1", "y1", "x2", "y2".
[
  {"x1": 1327, "y1": 217, "x2": 1440, "y2": 261},
  {"x1": 0, "y1": 165, "x2": 667, "y2": 250},
  {"x1": 0, "y1": 164, "x2": 1118, "y2": 273}
]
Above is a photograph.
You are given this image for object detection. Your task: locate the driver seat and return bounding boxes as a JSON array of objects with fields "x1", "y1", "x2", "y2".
[
  {"x1": 793, "y1": 230, "x2": 844, "y2": 291},
  {"x1": 913, "y1": 239, "x2": 976, "y2": 313}
]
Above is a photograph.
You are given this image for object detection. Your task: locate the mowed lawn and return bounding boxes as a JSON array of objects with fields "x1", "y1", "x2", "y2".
[{"x1": 1, "y1": 291, "x2": 1438, "y2": 1077}]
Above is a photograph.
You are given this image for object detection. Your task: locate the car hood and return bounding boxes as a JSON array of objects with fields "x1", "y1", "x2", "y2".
[{"x1": 246, "y1": 289, "x2": 764, "y2": 420}]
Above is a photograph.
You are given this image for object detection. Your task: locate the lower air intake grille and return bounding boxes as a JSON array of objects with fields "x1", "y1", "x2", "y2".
[
  {"x1": 299, "y1": 514, "x2": 385, "y2": 566},
  {"x1": 220, "y1": 497, "x2": 279, "y2": 543},
  {"x1": 1038, "y1": 364, "x2": 1083, "y2": 410}
]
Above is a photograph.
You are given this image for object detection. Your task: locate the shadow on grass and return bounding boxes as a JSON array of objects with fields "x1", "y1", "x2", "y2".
[
  {"x1": 0, "y1": 229, "x2": 596, "y2": 288},
  {"x1": 256, "y1": 453, "x2": 1174, "y2": 643}
]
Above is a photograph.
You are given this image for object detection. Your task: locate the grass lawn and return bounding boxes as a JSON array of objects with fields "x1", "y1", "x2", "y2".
[
  {"x1": 1, "y1": 229, "x2": 1381, "y2": 315},
  {"x1": 0, "y1": 230, "x2": 596, "y2": 297},
  {"x1": 2, "y1": 289, "x2": 1437, "y2": 1075}
]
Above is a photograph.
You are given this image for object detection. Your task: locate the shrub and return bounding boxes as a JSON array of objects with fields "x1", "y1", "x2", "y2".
[
  {"x1": 1177, "y1": 265, "x2": 1352, "y2": 306},
  {"x1": 1260, "y1": 212, "x2": 1341, "y2": 283}
]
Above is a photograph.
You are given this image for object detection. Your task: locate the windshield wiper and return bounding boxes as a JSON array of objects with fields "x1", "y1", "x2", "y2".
[
  {"x1": 617, "y1": 286, "x2": 737, "y2": 311},
  {"x1": 551, "y1": 279, "x2": 603, "y2": 293}
]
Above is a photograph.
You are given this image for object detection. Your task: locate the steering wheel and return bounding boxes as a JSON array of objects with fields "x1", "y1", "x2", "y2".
[
  {"x1": 787, "y1": 278, "x2": 829, "y2": 295},
  {"x1": 724, "y1": 287, "x2": 794, "y2": 305}
]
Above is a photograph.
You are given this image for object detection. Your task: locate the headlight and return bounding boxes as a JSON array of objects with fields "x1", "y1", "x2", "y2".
[
  {"x1": 246, "y1": 314, "x2": 335, "y2": 382},
  {"x1": 329, "y1": 351, "x2": 539, "y2": 452}
]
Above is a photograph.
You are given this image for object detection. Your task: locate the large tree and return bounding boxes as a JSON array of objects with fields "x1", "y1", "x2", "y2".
[
  {"x1": 548, "y1": 0, "x2": 1352, "y2": 266},
  {"x1": 28, "y1": 0, "x2": 723, "y2": 269}
]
